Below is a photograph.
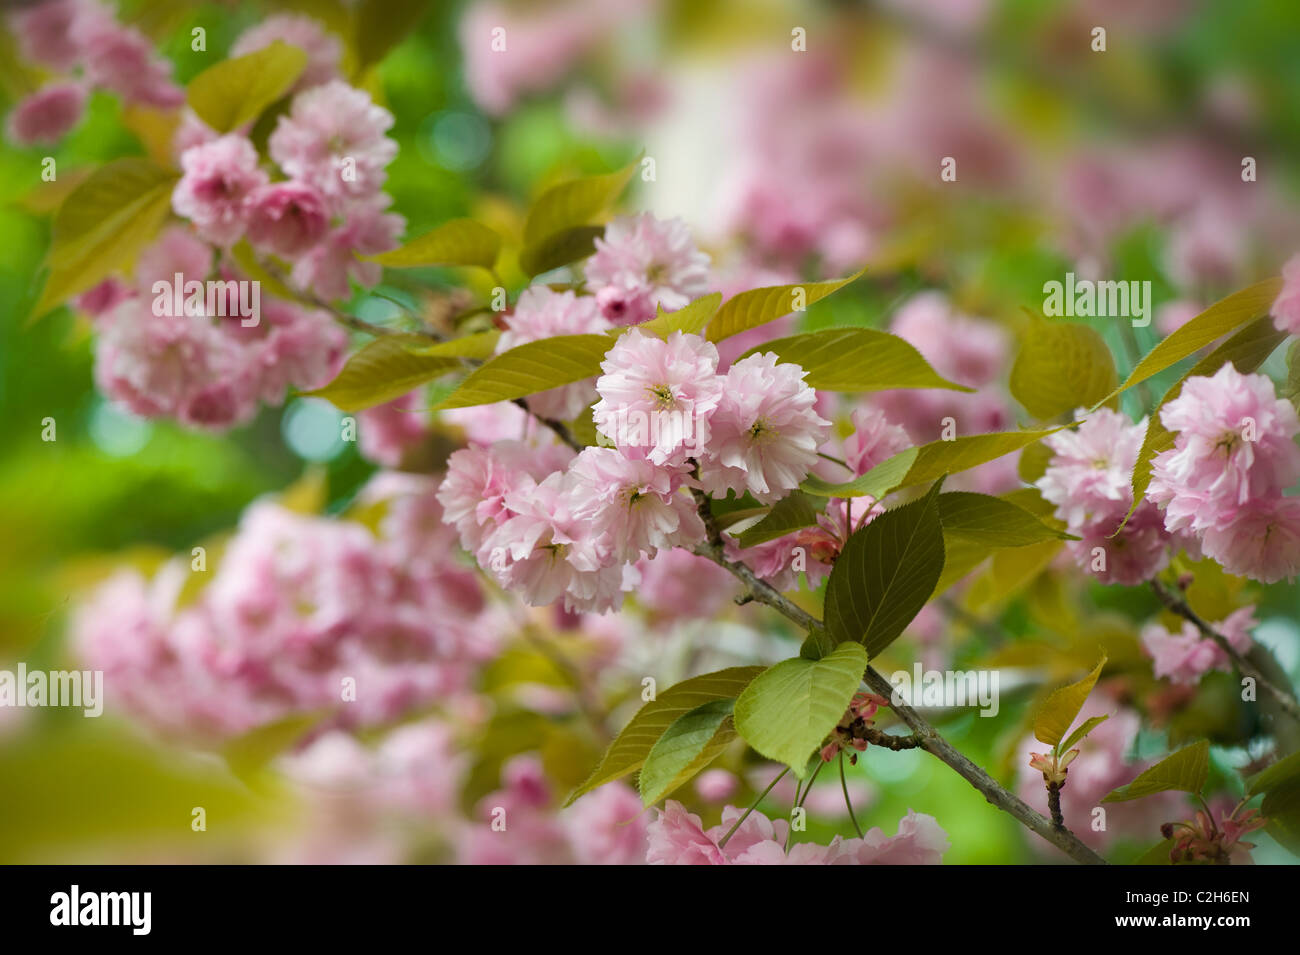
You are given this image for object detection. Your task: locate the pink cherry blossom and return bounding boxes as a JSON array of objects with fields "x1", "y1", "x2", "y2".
[
  {"x1": 7, "y1": 0, "x2": 105, "y2": 71},
  {"x1": 645, "y1": 800, "x2": 948, "y2": 865},
  {"x1": 592, "y1": 329, "x2": 725, "y2": 465},
  {"x1": 230, "y1": 14, "x2": 343, "y2": 92},
  {"x1": 1148, "y1": 364, "x2": 1300, "y2": 534},
  {"x1": 842, "y1": 405, "x2": 911, "y2": 475},
  {"x1": 269, "y1": 80, "x2": 397, "y2": 204},
  {"x1": 1142, "y1": 606, "x2": 1257, "y2": 685},
  {"x1": 697, "y1": 352, "x2": 830, "y2": 504},
  {"x1": 358, "y1": 392, "x2": 431, "y2": 468},
  {"x1": 73, "y1": 13, "x2": 184, "y2": 108},
  {"x1": 6, "y1": 82, "x2": 87, "y2": 145},
  {"x1": 437, "y1": 440, "x2": 574, "y2": 557},
  {"x1": 1272, "y1": 253, "x2": 1300, "y2": 336},
  {"x1": 567, "y1": 446, "x2": 704, "y2": 561},
  {"x1": 173, "y1": 135, "x2": 270, "y2": 247},
  {"x1": 289, "y1": 198, "x2": 404, "y2": 300},
  {"x1": 1199, "y1": 496, "x2": 1300, "y2": 584},
  {"x1": 562, "y1": 783, "x2": 649, "y2": 865},
  {"x1": 246, "y1": 181, "x2": 332, "y2": 259},
  {"x1": 584, "y1": 213, "x2": 712, "y2": 325}
]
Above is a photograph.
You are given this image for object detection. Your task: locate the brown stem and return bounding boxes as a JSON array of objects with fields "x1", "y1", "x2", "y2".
[
  {"x1": 1150, "y1": 579, "x2": 1300, "y2": 724},
  {"x1": 688, "y1": 492, "x2": 1107, "y2": 864},
  {"x1": 1047, "y1": 782, "x2": 1064, "y2": 830}
]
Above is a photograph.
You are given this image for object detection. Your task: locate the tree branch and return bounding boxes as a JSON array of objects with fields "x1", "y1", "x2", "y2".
[
  {"x1": 1150, "y1": 579, "x2": 1300, "y2": 724},
  {"x1": 689, "y1": 492, "x2": 1107, "y2": 864}
]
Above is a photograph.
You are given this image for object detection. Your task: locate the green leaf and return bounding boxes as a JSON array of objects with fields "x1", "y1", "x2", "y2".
[
  {"x1": 738, "y1": 327, "x2": 972, "y2": 393},
  {"x1": 1132, "y1": 838, "x2": 1175, "y2": 865},
  {"x1": 733, "y1": 643, "x2": 868, "y2": 777},
  {"x1": 635, "y1": 292, "x2": 722, "y2": 338},
  {"x1": 802, "y1": 430, "x2": 1055, "y2": 499},
  {"x1": 734, "y1": 491, "x2": 822, "y2": 548},
  {"x1": 1101, "y1": 279, "x2": 1281, "y2": 405},
  {"x1": 638, "y1": 700, "x2": 737, "y2": 806},
  {"x1": 1010, "y1": 319, "x2": 1118, "y2": 419},
  {"x1": 305, "y1": 334, "x2": 461, "y2": 412},
  {"x1": 1102, "y1": 740, "x2": 1210, "y2": 802},
  {"x1": 432, "y1": 334, "x2": 611, "y2": 410},
  {"x1": 518, "y1": 162, "x2": 638, "y2": 274},
  {"x1": 518, "y1": 225, "x2": 604, "y2": 277},
  {"x1": 32, "y1": 158, "x2": 179, "y2": 319},
  {"x1": 1247, "y1": 749, "x2": 1300, "y2": 797},
  {"x1": 186, "y1": 41, "x2": 307, "y2": 133},
  {"x1": 1060, "y1": 714, "x2": 1110, "y2": 753},
  {"x1": 354, "y1": 0, "x2": 430, "y2": 71},
  {"x1": 824, "y1": 481, "x2": 946, "y2": 657},
  {"x1": 1283, "y1": 340, "x2": 1300, "y2": 409},
  {"x1": 706, "y1": 268, "x2": 866, "y2": 343},
  {"x1": 363, "y1": 218, "x2": 502, "y2": 270},
  {"x1": 407, "y1": 329, "x2": 502, "y2": 361},
  {"x1": 1034, "y1": 656, "x2": 1106, "y2": 747},
  {"x1": 1261, "y1": 778, "x2": 1300, "y2": 855},
  {"x1": 565, "y1": 666, "x2": 764, "y2": 805},
  {"x1": 1125, "y1": 317, "x2": 1288, "y2": 527},
  {"x1": 937, "y1": 491, "x2": 1072, "y2": 546}
]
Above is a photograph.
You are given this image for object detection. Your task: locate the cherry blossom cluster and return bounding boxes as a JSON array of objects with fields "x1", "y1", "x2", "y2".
[
  {"x1": 87, "y1": 225, "x2": 346, "y2": 429},
  {"x1": 73, "y1": 474, "x2": 497, "y2": 739},
  {"x1": 172, "y1": 71, "x2": 402, "y2": 301},
  {"x1": 55, "y1": 14, "x2": 406, "y2": 430},
  {"x1": 439, "y1": 320, "x2": 830, "y2": 612},
  {"x1": 5, "y1": 0, "x2": 183, "y2": 145},
  {"x1": 1036, "y1": 408, "x2": 1184, "y2": 585},
  {"x1": 1147, "y1": 364, "x2": 1300, "y2": 583}
]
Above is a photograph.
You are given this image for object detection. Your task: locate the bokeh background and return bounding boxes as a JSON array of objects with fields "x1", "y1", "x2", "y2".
[{"x1": 2, "y1": 0, "x2": 1300, "y2": 863}]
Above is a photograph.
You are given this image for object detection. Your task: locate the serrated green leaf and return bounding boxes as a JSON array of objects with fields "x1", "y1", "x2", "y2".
[
  {"x1": 186, "y1": 41, "x2": 307, "y2": 133},
  {"x1": 518, "y1": 161, "x2": 637, "y2": 275},
  {"x1": 734, "y1": 491, "x2": 822, "y2": 548},
  {"x1": 803, "y1": 430, "x2": 1055, "y2": 499},
  {"x1": 1060, "y1": 714, "x2": 1110, "y2": 753},
  {"x1": 565, "y1": 666, "x2": 764, "y2": 805},
  {"x1": 1101, "y1": 279, "x2": 1281, "y2": 405},
  {"x1": 706, "y1": 268, "x2": 866, "y2": 343},
  {"x1": 363, "y1": 218, "x2": 502, "y2": 270},
  {"x1": 825, "y1": 481, "x2": 946, "y2": 656},
  {"x1": 1247, "y1": 749, "x2": 1300, "y2": 797},
  {"x1": 1261, "y1": 778, "x2": 1300, "y2": 855},
  {"x1": 1102, "y1": 740, "x2": 1210, "y2": 802},
  {"x1": 634, "y1": 292, "x2": 722, "y2": 338},
  {"x1": 1124, "y1": 317, "x2": 1288, "y2": 529},
  {"x1": 1010, "y1": 319, "x2": 1118, "y2": 419},
  {"x1": 305, "y1": 334, "x2": 460, "y2": 412},
  {"x1": 32, "y1": 158, "x2": 179, "y2": 319},
  {"x1": 519, "y1": 225, "x2": 604, "y2": 276},
  {"x1": 432, "y1": 333, "x2": 610, "y2": 410},
  {"x1": 938, "y1": 491, "x2": 1072, "y2": 546},
  {"x1": 1132, "y1": 838, "x2": 1175, "y2": 865},
  {"x1": 638, "y1": 700, "x2": 737, "y2": 806},
  {"x1": 738, "y1": 327, "x2": 973, "y2": 393},
  {"x1": 733, "y1": 643, "x2": 868, "y2": 777},
  {"x1": 1034, "y1": 656, "x2": 1106, "y2": 747}
]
